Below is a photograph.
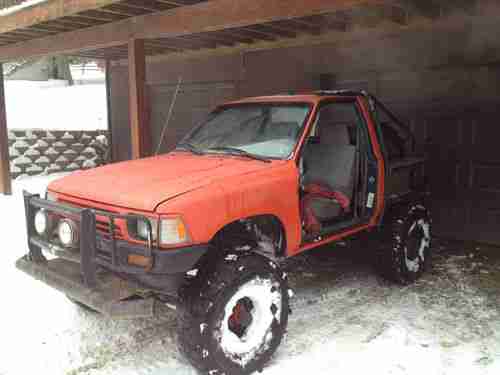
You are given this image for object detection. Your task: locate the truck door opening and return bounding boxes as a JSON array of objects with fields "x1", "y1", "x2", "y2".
[{"x1": 299, "y1": 100, "x2": 367, "y2": 239}]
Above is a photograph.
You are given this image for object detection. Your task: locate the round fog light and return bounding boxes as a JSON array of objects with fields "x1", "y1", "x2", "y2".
[
  {"x1": 34, "y1": 209, "x2": 48, "y2": 235},
  {"x1": 58, "y1": 219, "x2": 78, "y2": 247}
]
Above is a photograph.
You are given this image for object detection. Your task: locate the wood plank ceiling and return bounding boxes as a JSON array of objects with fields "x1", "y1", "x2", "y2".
[
  {"x1": 0, "y1": 0, "x2": 480, "y2": 61},
  {"x1": 0, "y1": 0, "x2": 409, "y2": 60}
]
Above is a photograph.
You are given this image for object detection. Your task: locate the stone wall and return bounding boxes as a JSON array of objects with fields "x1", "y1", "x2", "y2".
[{"x1": 8, "y1": 129, "x2": 109, "y2": 179}]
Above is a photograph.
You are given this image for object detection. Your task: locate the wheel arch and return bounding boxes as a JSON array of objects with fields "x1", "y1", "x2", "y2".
[{"x1": 209, "y1": 214, "x2": 287, "y2": 258}]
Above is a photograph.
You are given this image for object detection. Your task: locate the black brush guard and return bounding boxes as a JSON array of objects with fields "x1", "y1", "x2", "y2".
[
  {"x1": 17, "y1": 191, "x2": 208, "y2": 318},
  {"x1": 22, "y1": 191, "x2": 156, "y2": 289}
]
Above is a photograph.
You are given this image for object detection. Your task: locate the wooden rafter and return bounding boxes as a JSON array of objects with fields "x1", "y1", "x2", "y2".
[
  {"x1": 0, "y1": 0, "x2": 124, "y2": 34},
  {"x1": 0, "y1": 0, "x2": 391, "y2": 62}
]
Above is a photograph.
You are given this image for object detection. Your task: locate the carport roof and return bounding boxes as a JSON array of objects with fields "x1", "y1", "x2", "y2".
[{"x1": 0, "y1": 0, "x2": 419, "y2": 62}]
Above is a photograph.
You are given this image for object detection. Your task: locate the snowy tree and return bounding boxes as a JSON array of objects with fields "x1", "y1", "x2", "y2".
[{"x1": 48, "y1": 56, "x2": 74, "y2": 85}]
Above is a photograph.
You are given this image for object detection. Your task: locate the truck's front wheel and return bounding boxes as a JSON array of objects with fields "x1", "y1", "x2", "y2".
[{"x1": 177, "y1": 252, "x2": 289, "y2": 375}]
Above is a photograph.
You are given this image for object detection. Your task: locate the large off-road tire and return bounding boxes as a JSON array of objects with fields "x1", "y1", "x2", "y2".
[
  {"x1": 177, "y1": 252, "x2": 289, "y2": 375},
  {"x1": 378, "y1": 204, "x2": 432, "y2": 285}
]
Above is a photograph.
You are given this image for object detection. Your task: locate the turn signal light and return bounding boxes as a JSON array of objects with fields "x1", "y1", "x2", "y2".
[{"x1": 127, "y1": 254, "x2": 153, "y2": 268}]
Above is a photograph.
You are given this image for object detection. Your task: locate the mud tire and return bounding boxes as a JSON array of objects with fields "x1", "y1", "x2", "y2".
[
  {"x1": 378, "y1": 204, "x2": 432, "y2": 285},
  {"x1": 177, "y1": 252, "x2": 289, "y2": 375}
]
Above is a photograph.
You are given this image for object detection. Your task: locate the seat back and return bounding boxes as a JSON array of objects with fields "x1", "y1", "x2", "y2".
[
  {"x1": 256, "y1": 121, "x2": 300, "y2": 142},
  {"x1": 303, "y1": 123, "x2": 357, "y2": 199}
]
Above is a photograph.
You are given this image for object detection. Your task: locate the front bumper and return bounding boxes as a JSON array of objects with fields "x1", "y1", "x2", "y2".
[
  {"x1": 18, "y1": 191, "x2": 208, "y2": 316},
  {"x1": 16, "y1": 255, "x2": 157, "y2": 318}
]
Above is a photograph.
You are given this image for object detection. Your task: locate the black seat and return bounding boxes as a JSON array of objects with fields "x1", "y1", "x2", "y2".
[{"x1": 302, "y1": 123, "x2": 357, "y2": 221}]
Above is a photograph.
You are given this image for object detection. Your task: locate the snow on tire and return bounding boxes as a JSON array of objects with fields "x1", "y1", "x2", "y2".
[
  {"x1": 177, "y1": 252, "x2": 289, "y2": 375},
  {"x1": 378, "y1": 204, "x2": 432, "y2": 285}
]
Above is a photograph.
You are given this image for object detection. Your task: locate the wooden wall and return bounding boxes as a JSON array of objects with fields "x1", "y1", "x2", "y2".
[{"x1": 109, "y1": 9, "x2": 500, "y2": 244}]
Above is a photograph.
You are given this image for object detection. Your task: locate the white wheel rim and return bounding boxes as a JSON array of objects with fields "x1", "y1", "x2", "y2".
[
  {"x1": 216, "y1": 276, "x2": 282, "y2": 367},
  {"x1": 405, "y1": 219, "x2": 430, "y2": 272}
]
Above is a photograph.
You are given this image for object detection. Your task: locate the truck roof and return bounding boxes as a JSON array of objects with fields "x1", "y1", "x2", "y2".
[{"x1": 225, "y1": 90, "x2": 368, "y2": 106}]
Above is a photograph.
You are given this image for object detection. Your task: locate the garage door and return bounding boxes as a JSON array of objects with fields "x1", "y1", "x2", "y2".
[{"x1": 424, "y1": 102, "x2": 500, "y2": 245}]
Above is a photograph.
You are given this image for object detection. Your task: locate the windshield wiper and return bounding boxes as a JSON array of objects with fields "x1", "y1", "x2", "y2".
[
  {"x1": 208, "y1": 146, "x2": 271, "y2": 163},
  {"x1": 175, "y1": 142, "x2": 205, "y2": 155}
]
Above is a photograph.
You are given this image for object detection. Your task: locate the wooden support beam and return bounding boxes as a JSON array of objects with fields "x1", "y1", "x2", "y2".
[
  {"x1": 128, "y1": 39, "x2": 150, "y2": 159},
  {"x1": 105, "y1": 59, "x2": 114, "y2": 162},
  {"x1": 0, "y1": 0, "x2": 124, "y2": 34},
  {"x1": 0, "y1": 64, "x2": 11, "y2": 195},
  {"x1": 0, "y1": 0, "x2": 391, "y2": 62}
]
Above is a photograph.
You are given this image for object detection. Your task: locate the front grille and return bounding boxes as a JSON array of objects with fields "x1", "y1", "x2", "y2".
[
  {"x1": 58, "y1": 199, "x2": 126, "y2": 240},
  {"x1": 95, "y1": 217, "x2": 124, "y2": 240}
]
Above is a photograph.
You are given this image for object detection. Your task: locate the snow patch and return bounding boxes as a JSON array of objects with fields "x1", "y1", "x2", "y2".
[
  {"x1": 258, "y1": 241, "x2": 275, "y2": 254},
  {"x1": 5, "y1": 81, "x2": 107, "y2": 131},
  {"x1": 404, "y1": 218, "x2": 431, "y2": 272},
  {"x1": 235, "y1": 245, "x2": 251, "y2": 251},
  {"x1": 225, "y1": 254, "x2": 238, "y2": 261},
  {"x1": 186, "y1": 269, "x2": 198, "y2": 277}
]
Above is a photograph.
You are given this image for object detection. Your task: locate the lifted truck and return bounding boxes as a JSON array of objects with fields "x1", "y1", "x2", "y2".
[{"x1": 18, "y1": 90, "x2": 431, "y2": 375}]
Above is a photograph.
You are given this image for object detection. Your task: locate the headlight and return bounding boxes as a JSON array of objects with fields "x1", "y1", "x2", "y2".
[
  {"x1": 58, "y1": 219, "x2": 79, "y2": 247},
  {"x1": 34, "y1": 209, "x2": 49, "y2": 235},
  {"x1": 137, "y1": 218, "x2": 157, "y2": 241},
  {"x1": 159, "y1": 217, "x2": 189, "y2": 246}
]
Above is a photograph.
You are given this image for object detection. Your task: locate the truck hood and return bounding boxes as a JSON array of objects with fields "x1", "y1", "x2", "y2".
[{"x1": 48, "y1": 152, "x2": 276, "y2": 212}]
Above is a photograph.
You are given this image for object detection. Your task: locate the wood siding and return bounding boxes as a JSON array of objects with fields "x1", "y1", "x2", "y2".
[{"x1": 109, "y1": 11, "x2": 500, "y2": 244}]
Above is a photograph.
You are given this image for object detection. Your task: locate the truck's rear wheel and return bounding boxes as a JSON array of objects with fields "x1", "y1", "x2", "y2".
[
  {"x1": 177, "y1": 252, "x2": 289, "y2": 375},
  {"x1": 378, "y1": 205, "x2": 432, "y2": 284}
]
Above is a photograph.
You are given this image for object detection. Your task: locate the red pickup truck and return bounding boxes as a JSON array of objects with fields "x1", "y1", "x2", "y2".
[{"x1": 18, "y1": 90, "x2": 431, "y2": 375}]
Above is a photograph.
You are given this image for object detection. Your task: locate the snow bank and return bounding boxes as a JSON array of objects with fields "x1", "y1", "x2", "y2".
[{"x1": 4, "y1": 80, "x2": 107, "y2": 131}]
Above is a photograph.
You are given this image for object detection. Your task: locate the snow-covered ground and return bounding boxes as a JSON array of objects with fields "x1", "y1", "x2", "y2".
[
  {"x1": 4, "y1": 80, "x2": 107, "y2": 130},
  {"x1": 1, "y1": 175, "x2": 500, "y2": 375}
]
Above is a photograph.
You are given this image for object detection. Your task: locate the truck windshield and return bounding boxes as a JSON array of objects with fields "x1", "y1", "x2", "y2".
[{"x1": 180, "y1": 104, "x2": 311, "y2": 159}]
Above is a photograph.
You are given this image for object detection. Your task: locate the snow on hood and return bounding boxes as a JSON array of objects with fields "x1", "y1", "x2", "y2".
[{"x1": 48, "y1": 152, "x2": 274, "y2": 212}]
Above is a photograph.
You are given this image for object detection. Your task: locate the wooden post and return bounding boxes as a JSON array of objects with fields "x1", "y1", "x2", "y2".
[
  {"x1": 0, "y1": 63, "x2": 11, "y2": 195},
  {"x1": 128, "y1": 38, "x2": 150, "y2": 159},
  {"x1": 105, "y1": 59, "x2": 114, "y2": 162}
]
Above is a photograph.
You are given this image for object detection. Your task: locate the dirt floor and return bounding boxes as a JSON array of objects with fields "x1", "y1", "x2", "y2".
[{"x1": 1, "y1": 176, "x2": 500, "y2": 375}]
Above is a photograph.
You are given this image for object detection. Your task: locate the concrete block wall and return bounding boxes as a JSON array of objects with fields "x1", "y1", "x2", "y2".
[{"x1": 8, "y1": 129, "x2": 109, "y2": 179}]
